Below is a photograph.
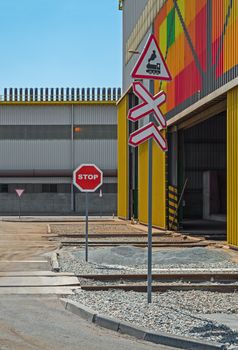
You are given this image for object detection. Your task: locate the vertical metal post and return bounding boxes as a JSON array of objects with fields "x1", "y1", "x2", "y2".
[
  {"x1": 71, "y1": 105, "x2": 74, "y2": 211},
  {"x1": 18, "y1": 197, "x2": 21, "y2": 220},
  {"x1": 147, "y1": 79, "x2": 154, "y2": 304},
  {"x1": 147, "y1": 138, "x2": 153, "y2": 303},
  {"x1": 85, "y1": 192, "x2": 89, "y2": 262}
]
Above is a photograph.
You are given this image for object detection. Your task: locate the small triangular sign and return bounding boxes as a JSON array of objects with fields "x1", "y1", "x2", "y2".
[
  {"x1": 15, "y1": 189, "x2": 25, "y2": 197},
  {"x1": 131, "y1": 34, "x2": 172, "y2": 81}
]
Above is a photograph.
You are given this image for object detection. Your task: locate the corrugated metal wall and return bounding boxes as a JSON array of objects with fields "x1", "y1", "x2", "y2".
[
  {"x1": 0, "y1": 105, "x2": 71, "y2": 125},
  {"x1": 74, "y1": 140, "x2": 117, "y2": 170},
  {"x1": 138, "y1": 137, "x2": 166, "y2": 228},
  {"x1": 227, "y1": 87, "x2": 238, "y2": 246},
  {"x1": 123, "y1": 0, "x2": 148, "y2": 44},
  {"x1": 0, "y1": 140, "x2": 71, "y2": 169},
  {"x1": 117, "y1": 96, "x2": 129, "y2": 219},
  {"x1": 74, "y1": 105, "x2": 117, "y2": 125},
  {"x1": 123, "y1": 0, "x2": 149, "y2": 91},
  {"x1": 123, "y1": 27, "x2": 153, "y2": 91},
  {"x1": 0, "y1": 103, "x2": 117, "y2": 172}
]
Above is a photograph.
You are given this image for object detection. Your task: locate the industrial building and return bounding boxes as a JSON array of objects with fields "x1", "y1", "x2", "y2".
[
  {"x1": 0, "y1": 87, "x2": 120, "y2": 215},
  {"x1": 117, "y1": 0, "x2": 238, "y2": 247}
]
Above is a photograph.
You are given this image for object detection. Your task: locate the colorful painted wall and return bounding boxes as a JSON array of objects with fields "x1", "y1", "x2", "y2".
[{"x1": 154, "y1": 0, "x2": 238, "y2": 119}]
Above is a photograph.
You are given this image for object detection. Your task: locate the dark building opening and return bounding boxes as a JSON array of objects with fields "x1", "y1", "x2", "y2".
[{"x1": 179, "y1": 112, "x2": 227, "y2": 240}]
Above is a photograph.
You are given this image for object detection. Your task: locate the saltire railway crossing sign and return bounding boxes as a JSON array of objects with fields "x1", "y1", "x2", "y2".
[{"x1": 128, "y1": 33, "x2": 172, "y2": 304}]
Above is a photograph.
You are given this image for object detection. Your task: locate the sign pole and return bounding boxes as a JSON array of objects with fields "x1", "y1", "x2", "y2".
[
  {"x1": 18, "y1": 197, "x2": 21, "y2": 220},
  {"x1": 147, "y1": 136, "x2": 153, "y2": 303},
  {"x1": 147, "y1": 79, "x2": 154, "y2": 304},
  {"x1": 85, "y1": 192, "x2": 89, "y2": 262}
]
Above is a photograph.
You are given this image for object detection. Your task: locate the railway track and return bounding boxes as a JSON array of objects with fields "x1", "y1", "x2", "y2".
[
  {"x1": 61, "y1": 241, "x2": 210, "y2": 248},
  {"x1": 77, "y1": 272, "x2": 238, "y2": 293}
]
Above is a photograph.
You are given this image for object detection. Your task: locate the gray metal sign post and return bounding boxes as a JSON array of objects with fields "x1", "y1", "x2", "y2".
[
  {"x1": 85, "y1": 192, "x2": 89, "y2": 262},
  {"x1": 147, "y1": 80, "x2": 154, "y2": 304},
  {"x1": 147, "y1": 136, "x2": 153, "y2": 303},
  {"x1": 18, "y1": 197, "x2": 21, "y2": 220}
]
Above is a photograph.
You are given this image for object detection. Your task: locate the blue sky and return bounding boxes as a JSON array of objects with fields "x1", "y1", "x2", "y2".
[{"x1": 0, "y1": 0, "x2": 122, "y2": 89}]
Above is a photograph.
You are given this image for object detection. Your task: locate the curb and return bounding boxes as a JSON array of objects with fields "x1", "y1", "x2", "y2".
[{"x1": 60, "y1": 298, "x2": 227, "y2": 350}]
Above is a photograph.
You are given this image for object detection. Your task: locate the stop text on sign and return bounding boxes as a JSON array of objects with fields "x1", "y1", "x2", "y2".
[
  {"x1": 73, "y1": 164, "x2": 103, "y2": 192},
  {"x1": 78, "y1": 174, "x2": 99, "y2": 180}
]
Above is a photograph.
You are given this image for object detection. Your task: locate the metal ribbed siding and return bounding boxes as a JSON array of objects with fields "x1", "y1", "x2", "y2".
[
  {"x1": 0, "y1": 141, "x2": 71, "y2": 169},
  {"x1": 74, "y1": 105, "x2": 117, "y2": 125},
  {"x1": 227, "y1": 87, "x2": 238, "y2": 247},
  {"x1": 123, "y1": 27, "x2": 152, "y2": 91},
  {"x1": 0, "y1": 105, "x2": 71, "y2": 125},
  {"x1": 0, "y1": 140, "x2": 116, "y2": 171},
  {"x1": 74, "y1": 140, "x2": 117, "y2": 170},
  {"x1": 0, "y1": 177, "x2": 71, "y2": 184},
  {"x1": 123, "y1": 0, "x2": 148, "y2": 43},
  {"x1": 123, "y1": 0, "x2": 148, "y2": 91},
  {"x1": 0, "y1": 104, "x2": 117, "y2": 125}
]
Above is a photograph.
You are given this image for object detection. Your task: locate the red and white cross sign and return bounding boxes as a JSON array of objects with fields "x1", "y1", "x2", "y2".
[
  {"x1": 128, "y1": 82, "x2": 166, "y2": 129},
  {"x1": 129, "y1": 122, "x2": 167, "y2": 150}
]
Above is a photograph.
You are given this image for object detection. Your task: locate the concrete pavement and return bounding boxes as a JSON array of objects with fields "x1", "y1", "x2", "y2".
[
  {"x1": 0, "y1": 221, "x2": 174, "y2": 349},
  {"x1": 0, "y1": 295, "x2": 174, "y2": 350}
]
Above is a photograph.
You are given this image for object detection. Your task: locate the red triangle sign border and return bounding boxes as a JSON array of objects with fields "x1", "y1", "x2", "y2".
[{"x1": 131, "y1": 34, "x2": 172, "y2": 81}]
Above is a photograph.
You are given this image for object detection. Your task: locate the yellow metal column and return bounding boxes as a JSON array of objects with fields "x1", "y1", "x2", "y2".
[
  {"x1": 138, "y1": 137, "x2": 166, "y2": 229},
  {"x1": 117, "y1": 96, "x2": 129, "y2": 219},
  {"x1": 227, "y1": 87, "x2": 238, "y2": 247}
]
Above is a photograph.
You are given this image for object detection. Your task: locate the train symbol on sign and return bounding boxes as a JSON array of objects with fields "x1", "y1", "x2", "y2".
[{"x1": 146, "y1": 50, "x2": 161, "y2": 75}]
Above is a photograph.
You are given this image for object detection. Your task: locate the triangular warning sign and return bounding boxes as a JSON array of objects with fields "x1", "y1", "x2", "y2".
[
  {"x1": 15, "y1": 189, "x2": 25, "y2": 197},
  {"x1": 131, "y1": 34, "x2": 172, "y2": 81}
]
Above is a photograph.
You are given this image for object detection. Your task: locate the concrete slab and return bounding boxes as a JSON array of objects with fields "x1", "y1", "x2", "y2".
[
  {"x1": 0, "y1": 286, "x2": 80, "y2": 294},
  {"x1": 72, "y1": 246, "x2": 233, "y2": 268},
  {"x1": 200, "y1": 314, "x2": 238, "y2": 332},
  {"x1": 0, "y1": 271, "x2": 74, "y2": 276},
  {"x1": 0, "y1": 261, "x2": 50, "y2": 271},
  {"x1": 0, "y1": 276, "x2": 80, "y2": 287}
]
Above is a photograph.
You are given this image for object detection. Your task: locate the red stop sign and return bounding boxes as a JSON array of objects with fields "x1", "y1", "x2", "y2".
[{"x1": 73, "y1": 164, "x2": 103, "y2": 192}]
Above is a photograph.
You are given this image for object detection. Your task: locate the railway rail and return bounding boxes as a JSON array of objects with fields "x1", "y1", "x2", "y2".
[
  {"x1": 77, "y1": 272, "x2": 238, "y2": 293},
  {"x1": 61, "y1": 241, "x2": 210, "y2": 248}
]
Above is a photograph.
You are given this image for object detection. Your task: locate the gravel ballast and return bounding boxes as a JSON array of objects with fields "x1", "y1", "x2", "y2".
[
  {"x1": 70, "y1": 289, "x2": 238, "y2": 347},
  {"x1": 59, "y1": 247, "x2": 238, "y2": 347}
]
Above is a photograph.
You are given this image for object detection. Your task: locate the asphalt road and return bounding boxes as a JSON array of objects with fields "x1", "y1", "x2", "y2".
[{"x1": 0, "y1": 296, "x2": 174, "y2": 350}]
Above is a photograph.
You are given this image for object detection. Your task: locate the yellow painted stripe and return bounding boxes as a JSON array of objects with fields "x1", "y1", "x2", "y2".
[
  {"x1": 117, "y1": 95, "x2": 129, "y2": 219},
  {"x1": 227, "y1": 87, "x2": 238, "y2": 247},
  {"x1": 169, "y1": 215, "x2": 177, "y2": 223},
  {"x1": 169, "y1": 193, "x2": 178, "y2": 201},
  {"x1": 168, "y1": 186, "x2": 178, "y2": 194},
  {"x1": 169, "y1": 207, "x2": 176, "y2": 215}
]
